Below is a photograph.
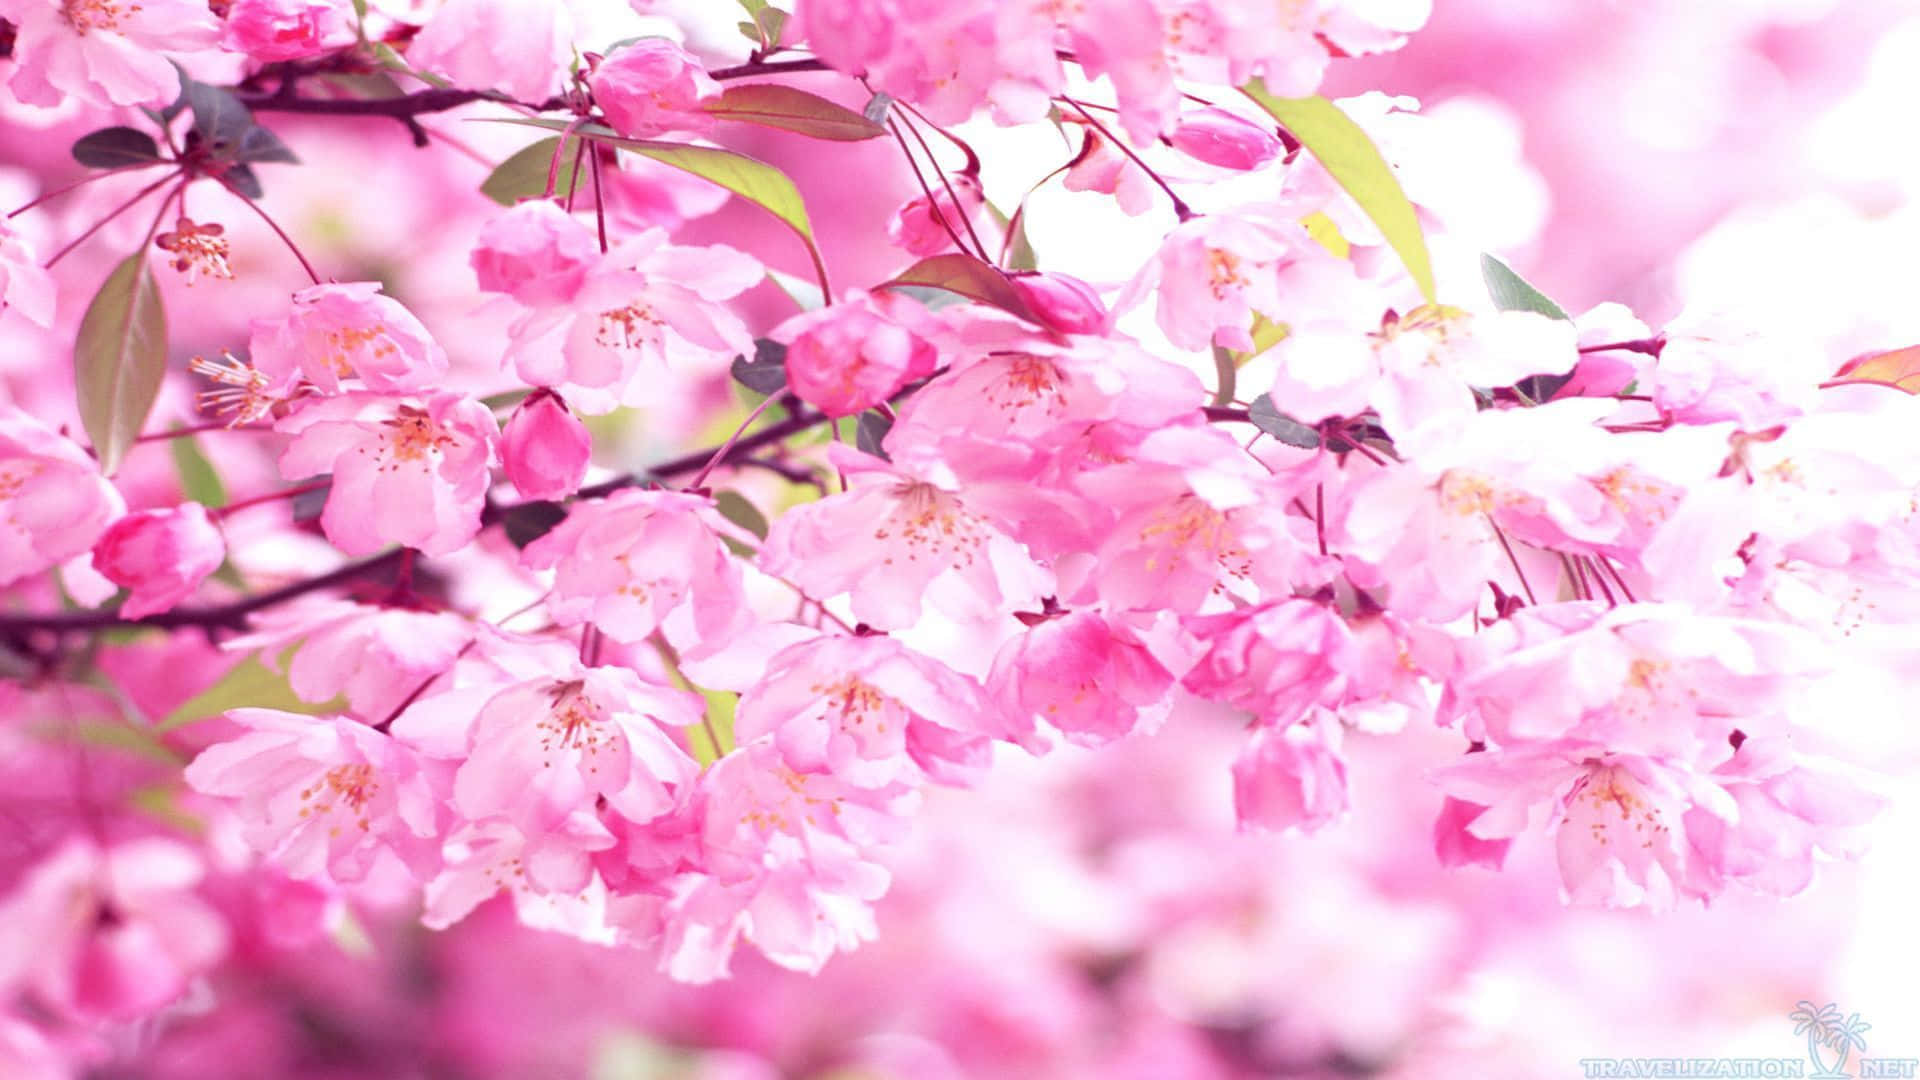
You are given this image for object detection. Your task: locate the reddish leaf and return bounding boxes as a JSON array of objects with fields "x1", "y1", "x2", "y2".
[
  {"x1": 1826, "y1": 345, "x2": 1920, "y2": 393},
  {"x1": 882, "y1": 254, "x2": 1037, "y2": 323},
  {"x1": 703, "y1": 84, "x2": 885, "y2": 141}
]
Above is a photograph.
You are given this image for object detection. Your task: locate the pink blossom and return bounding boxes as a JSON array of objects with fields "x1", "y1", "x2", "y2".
[
  {"x1": 886, "y1": 174, "x2": 986, "y2": 256},
  {"x1": 1688, "y1": 737, "x2": 1885, "y2": 897},
  {"x1": 590, "y1": 37, "x2": 720, "y2": 139},
  {"x1": 224, "y1": 598, "x2": 474, "y2": 721},
  {"x1": 734, "y1": 635, "x2": 1023, "y2": 789},
  {"x1": 0, "y1": 406, "x2": 125, "y2": 588},
  {"x1": 759, "y1": 444, "x2": 1053, "y2": 629},
  {"x1": 0, "y1": 838, "x2": 227, "y2": 1021},
  {"x1": 521, "y1": 488, "x2": 750, "y2": 652},
  {"x1": 221, "y1": 0, "x2": 354, "y2": 61},
  {"x1": 1181, "y1": 599, "x2": 1355, "y2": 725},
  {"x1": 90, "y1": 502, "x2": 224, "y2": 619},
  {"x1": 471, "y1": 201, "x2": 601, "y2": 307},
  {"x1": 792, "y1": 0, "x2": 1061, "y2": 126},
  {"x1": 183, "y1": 709, "x2": 445, "y2": 883},
  {"x1": 275, "y1": 392, "x2": 498, "y2": 556},
  {"x1": 1232, "y1": 719, "x2": 1350, "y2": 833},
  {"x1": 1006, "y1": 272, "x2": 1110, "y2": 336},
  {"x1": 405, "y1": 0, "x2": 573, "y2": 102},
  {"x1": 1432, "y1": 794, "x2": 1512, "y2": 870},
  {"x1": 0, "y1": 0, "x2": 218, "y2": 107},
  {"x1": 772, "y1": 289, "x2": 940, "y2": 418},
  {"x1": 500, "y1": 391, "x2": 591, "y2": 501},
  {"x1": 1169, "y1": 107, "x2": 1283, "y2": 171},
  {"x1": 987, "y1": 610, "x2": 1176, "y2": 747},
  {"x1": 248, "y1": 281, "x2": 449, "y2": 395},
  {"x1": 1138, "y1": 210, "x2": 1365, "y2": 352},
  {"x1": 502, "y1": 230, "x2": 759, "y2": 412},
  {"x1": 0, "y1": 220, "x2": 55, "y2": 328},
  {"x1": 1061, "y1": 128, "x2": 1160, "y2": 216}
]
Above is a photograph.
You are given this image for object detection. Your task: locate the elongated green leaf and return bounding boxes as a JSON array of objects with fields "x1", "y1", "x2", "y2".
[
  {"x1": 1241, "y1": 85, "x2": 1435, "y2": 303},
  {"x1": 480, "y1": 136, "x2": 581, "y2": 205},
  {"x1": 1480, "y1": 253, "x2": 1569, "y2": 320},
  {"x1": 882, "y1": 253, "x2": 1036, "y2": 322},
  {"x1": 157, "y1": 653, "x2": 342, "y2": 733},
  {"x1": 170, "y1": 434, "x2": 228, "y2": 508},
  {"x1": 75, "y1": 254, "x2": 167, "y2": 476},
  {"x1": 984, "y1": 200, "x2": 1037, "y2": 271},
  {"x1": 704, "y1": 84, "x2": 882, "y2": 141},
  {"x1": 71, "y1": 126, "x2": 163, "y2": 169},
  {"x1": 1248, "y1": 394, "x2": 1322, "y2": 448},
  {"x1": 493, "y1": 118, "x2": 824, "y2": 279}
]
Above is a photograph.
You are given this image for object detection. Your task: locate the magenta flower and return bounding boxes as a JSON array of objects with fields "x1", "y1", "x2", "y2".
[
  {"x1": 224, "y1": 598, "x2": 475, "y2": 721},
  {"x1": 220, "y1": 0, "x2": 353, "y2": 61},
  {"x1": 248, "y1": 281, "x2": 450, "y2": 395},
  {"x1": 184, "y1": 709, "x2": 446, "y2": 884},
  {"x1": 1169, "y1": 107, "x2": 1284, "y2": 171},
  {"x1": 275, "y1": 392, "x2": 498, "y2": 556},
  {"x1": 471, "y1": 201, "x2": 601, "y2": 308},
  {"x1": 0, "y1": 220, "x2": 55, "y2": 328},
  {"x1": 521, "y1": 489, "x2": 750, "y2": 652},
  {"x1": 0, "y1": 406, "x2": 125, "y2": 589},
  {"x1": 988, "y1": 610, "x2": 1176, "y2": 748},
  {"x1": 590, "y1": 37, "x2": 721, "y2": 139},
  {"x1": 90, "y1": 502, "x2": 224, "y2": 619},
  {"x1": 772, "y1": 290, "x2": 941, "y2": 419},
  {"x1": 0, "y1": 0, "x2": 218, "y2": 107},
  {"x1": 1231, "y1": 718, "x2": 1351, "y2": 833},
  {"x1": 500, "y1": 391, "x2": 591, "y2": 501}
]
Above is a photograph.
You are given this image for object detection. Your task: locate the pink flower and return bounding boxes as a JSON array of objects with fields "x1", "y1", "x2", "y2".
[
  {"x1": 1006, "y1": 272, "x2": 1110, "y2": 336},
  {"x1": 90, "y1": 502, "x2": 224, "y2": 619},
  {"x1": 1688, "y1": 737, "x2": 1885, "y2": 897},
  {"x1": 987, "y1": 611, "x2": 1176, "y2": 747},
  {"x1": 248, "y1": 281, "x2": 449, "y2": 395},
  {"x1": 760, "y1": 445, "x2": 1053, "y2": 629},
  {"x1": 658, "y1": 738, "x2": 911, "y2": 981},
  {"x1": 276, "y1": 392, "x2": 498, "y2": 556},
  {"x1": 1181, "y1": 599, "x2": 1355, "y2": 725},
  {"x1": 1138, "y1": 210, "x2": 1359, "y2": 352},
  {"x1": 1432, "y1": 794, "x2": 1512, "y2": 871},
  {"x1": 501, "y1": 391, "x2": 591, "y2": 501},
  {"x1": 734, "y1": 635, "x2": 1023, "y2": 788},
  {"x1": 406, "y1": 0, "x2": 573, "y2": 102},
  {"x1": 521, "y1": 489, "x2": 750, "y2": 652},
  {"x1": 0, "y1": 838, "x2": 227, "y2": 1021},
  {"x1": 1232, "y1": 718, "x2": 1350, "y2": 833},
  {"x1": 221, "y1": 0, "x2": 354, "y2": 61},
  {"x1": 1169, "y1": 107, "x2": 1283, "y2": 170},
  {"x1": 591, "y1": 37, "x2": 720, "y2": 139},
  {"x1": 502, "y1": 230, "x2": 759, "y2": 412},
  {"x1": 886, "y1": 174, "x2": 986, "y2": 257},
  {"x1": 0, "y1": 220, "x2": 55, "y2": 328},
  {"x1": 471, "y1": 201, "x2": 601, "y2": 307},
  {"x1": 224, "y1": 598, "x2": 474, "y2": 721},
  {"x1": 0, "y1": 406, "x2": 125, "y2": 588},
  {"x1": 1061, "y1": 128, "x2": 1159, "y2": 216},
  {"x1": 0, "y1": 0, "x2": 218, "y2": 108},
  {"x1": 772, "y1": 290, "x2": 941, "y2": 418},
  {"x1": 183, "y1": 709, "x2": 445, "y2": 883}
]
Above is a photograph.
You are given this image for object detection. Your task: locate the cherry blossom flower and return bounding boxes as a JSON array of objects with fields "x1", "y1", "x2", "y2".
[
  {"x1": 771, "y1": 289, "x2": 940, "y2": 418},
  {"x1": 500, "y1": 391, "x2": 591, "y2": 501},
  {"x1": 0, "y1": 220, "x2": 55, "y2": 328},
  {"x1": 248, "y1": 282, "x2": 450, "y2": 395},
  {"x1": 183, "y1": 709, "x2": 445, "y2": 884},
  {"x1": 987, "y1": 610, "x2": 1177, "y2": 747},
  {"x1": 590, "y1": 37, "x2": 720, "y2": 139},
  {"x1": 223, "y1": 598, "x2": 475, "y2": 721},
  {"x1": 0, "y1": 407, "x2": 125, "y2": 589},
  {"x1": 221, "y1": 0, "x2": 354, "y2": 62},
  {"x1": 275, "y1": 392, "x2": 498, "y2": 556},
  {"x1": 90, "y1": 502, "x2": 224, "y2": 618},
  {"x1": 471, "y1": 201, "x2": 601, "y2": 308},
  {"x1": 0, "y1": 0, "x2": 218, "y2": 108},
  {"x1": 1232, "y1": 717, "x2": 1350, "y2": 833}
]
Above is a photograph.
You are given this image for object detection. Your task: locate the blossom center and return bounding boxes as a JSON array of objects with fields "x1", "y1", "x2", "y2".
[
  {"x1": 381, "y1": 406, "x2": 454, "y2": 463},
  {"x1": 597, "y1": 303, "x2": 663, "y2": 350},
  {"x1": 61, "y1": 0, "x2": 136, "y2": 34}
]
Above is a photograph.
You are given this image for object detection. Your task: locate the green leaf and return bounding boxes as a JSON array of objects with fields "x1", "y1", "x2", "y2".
[
  {"x1": 1480, "y1": 253, "x2": 1569, "y2": 320},
  {"x1": 223, "y1": 163, "x2": 264, "y2": 199},
  {"x1": 1240, "y1": 85, "x2": 1436, "y2": 303},
  {"x1": 234, "y1": 124, "x2": 299, "y2": 165},
  {"x1": 713, "y1": 490, "x2": 767, "y2": 558},
  {"x1": 703, "y1": 83, "x2": 884, "y2": 141},
  {"x1": 75, "y1": 254, "x2": 167, "y2": 477},
  {"x1": 882, "y1": 253, "x2": 1037, "y2": 322},
  {"x1": 71, "y1": 127, "x2": 163, "y2": 169},
  {"x1": 1247, "y1": 394, "x2": 1322, "y2": 449},
  {"x1": 169, "y1": 434, "x2": 228, "y2": 508},
  {"x1": 984, "y1": 200, "x2": 1037, "y2": 272},
  {"x1": 731, "y1": 338, "x2": 790, "y2": 395},
  {"x1": 480, "y1": 135, "x2": 581, "y2": 206},
  {"x1": 495, "y1": 118, "x2": 824, "y2": 285},
  {"x1": 856, "y1": 410, "x2": 892, "y2": 458},
  {"x1": 183, "y1": 80, "x2": 254, "y2": 154},
  {"x1": 157, "y1": 653, "x2": 341, "y2": 733}
]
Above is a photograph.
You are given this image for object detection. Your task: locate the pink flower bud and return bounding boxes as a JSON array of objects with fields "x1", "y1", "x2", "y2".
[
  {"x1": 885, "y1": 174, "x2": 984, "y2": 257},
  {"x1": 471, "y1": 201, "x2": 601, "y2": 307},
  {"x1": 1008, "y1": 271, "x2": 1111, "y2": 335},
  {"x1": 92, "y1": 503, "x2": 225, "y2": 619},
  {"x1": 1169, "y1": 107, "x2": 1283, "y2": 171},
  {"x1": 222, "y1": 0, "x2": 355, "y2": 62},
  {"x1": 590, "y1": 38, "x2": 720, "y2": 139},
  {"x1": 502, "y1": 392, "x2": 591, "y2": 500},
  {"x1": 772, "y1": 291, "x2": 940, "y2": 418}
]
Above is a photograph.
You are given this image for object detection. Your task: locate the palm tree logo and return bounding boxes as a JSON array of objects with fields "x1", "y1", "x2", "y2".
[{"x1": 1791, "y1": 1000, "x2": 1871, "y2": 1078}]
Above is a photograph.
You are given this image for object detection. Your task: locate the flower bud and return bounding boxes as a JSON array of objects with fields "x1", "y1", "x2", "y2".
[
  {"x1": 471, "y1": 201, "x2": 600, "y2": 307},
  {"x1": 502, "y1": 392, "x2": 591, "y2": 500},
  {"x1": 773, "y1": 291, "x2": 939, "y2": 418},
  {"x1": 92, "y1": 503, "x2": 225, "y2": 619},
  {"x1": 222, "y1": 0, "x2": 355, "y2": 62},
  {"x1": 1009, "y1": 271, "x2": 1110, "y2": 335},
  {"x1": 1169, "y1": 107, "x2": 1283, "y2": 171},
  {"x1": 886, "y1": 175, "x2": 984, "y2": 257},
  {"x1": 590, "y1": 38, "x2": 719, "y2": 139}
]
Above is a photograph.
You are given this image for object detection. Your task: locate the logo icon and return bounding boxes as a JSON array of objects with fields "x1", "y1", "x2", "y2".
[{"x1": 1791, "y1": 1001, "x2": 1872, "y2": 1079}]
